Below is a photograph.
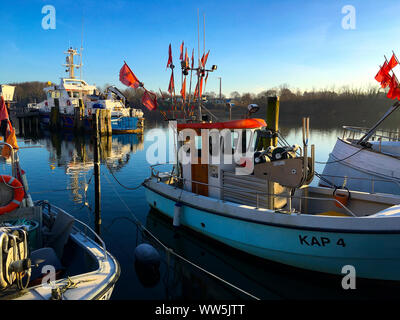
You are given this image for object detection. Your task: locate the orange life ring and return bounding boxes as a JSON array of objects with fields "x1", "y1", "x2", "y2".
[{"x1": 0, "y1": 175, "x2": 25, "y2": 215}]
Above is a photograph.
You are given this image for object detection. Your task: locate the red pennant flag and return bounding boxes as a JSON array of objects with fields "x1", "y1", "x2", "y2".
[
  {"x1": 388, "y1": 53, "x2": 398, "y2": 70},
  {"x1": 119, "y1": 62, "x2": 140, "y2": 89},
  {"x1": 387, "y1": 74, "x2": 398, "y2": 99},
  {"x1": 193, "y1": 81, "x2": 198, "y2": 101},
  {"x1": 167, "y1": 44, "x2": 173, "y2": 69},
  {"x1": 381, "y1": 72, "x2": 392, "y2": 88},
  {"x1": 184, "y1": 48, "x2": 189, "y2": 68},
  {"x1": 168, "y1": 72, "x2": 175, "y2": 94},
  {"x1": 375, "y1": 61, "x2": 388, "y2": 83},
  {"x1": 142, "y1": 89, "x2": 157, "y2": 111},
  {"x1": 179, "y1": 41, "x2": 184, "y2": 60},
  {"x1": 199, "y1": 77, "x2": 204, "y2": 97},
  {"x1": 180, "y1": 77, "x2": 186, "y2": 102},
  {"x1": 201, "y1": 50, "x2": 210, "y2": 67}
]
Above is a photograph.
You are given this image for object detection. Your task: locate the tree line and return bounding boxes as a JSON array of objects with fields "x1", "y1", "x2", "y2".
[{"x1": 7, "y1": 81, "x2": 399, "y2": 128}]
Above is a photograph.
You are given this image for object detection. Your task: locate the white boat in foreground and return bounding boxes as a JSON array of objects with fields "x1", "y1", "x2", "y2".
[
  {"x1": 143, "y1": 114, "x2": 400, "y2": 281},
  {"x1": 0, "y1": 143, "x2": 120, "y2": 300}
]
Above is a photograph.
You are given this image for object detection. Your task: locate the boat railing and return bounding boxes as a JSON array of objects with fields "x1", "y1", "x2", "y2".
[
  {"x1": 0, "y1": 141, "x2": 18, "y2": 176},
  {"x1": 149, "y1": 165, "x2": 357, "y2": 217},
  {"x1": 342, "y1": 126, "x2": 400, "y2": 142},
  {"x1": 37, "y1": 201, "x2": 108, "y2": 261},
  {"x1": 318, "y1": 173, "x2": 400, "y2": 194}
]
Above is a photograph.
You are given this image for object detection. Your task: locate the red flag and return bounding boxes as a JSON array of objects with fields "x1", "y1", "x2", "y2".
[
  {"x1": 193, "y1": 81, "x2": 198, "y2": 101},
  {"x1": 388, "y1": 53, "x2": 398, "y2": 70},
  {"x1": 375, "y1": 61, "x2": 388, "y2": 83},
  {"x1": 191, "y1": 49, "x2": 194, "y2": 69},
  {"x1": 180, "y1": 77, "x2": 186, "y2": 102},
  {"x1": 184, "y1": 48, "x2": 189, "y2": 68},
  {"x1": 387, "y1": 74, "x2": 398, "y2": 99},
  {"x1": 204, "y1": 72, "x2": 209, "y2": 89},
  {"x1": 168, "y1": 72, "x2": 174, "y2": 94},
  {"x1": 142, "y1": 89, "x2": 157, "y2": 111},
  {"x1": 167, "y1": 44, "x2": 173, "y2": 69},
  {"x1": 201, "y1": 50, "x2": 210, "y2": 67},
  {"x1": 199, "y1": 77, "x2": 204, "y2": 97},
  {"x1": 119, "y1": 62, "x2": 140, "y2": 89},
  {"x1": 381, "y1": 72, "x2": 392, "y2": 88},
  {"x1": 179, "y1": 41, "x2": 184, "y2": 60}
]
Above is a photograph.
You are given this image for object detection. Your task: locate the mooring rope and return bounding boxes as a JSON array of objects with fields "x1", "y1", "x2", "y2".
[{"x1": 106, "y1": 163, "x2": 144, "y2": 190}]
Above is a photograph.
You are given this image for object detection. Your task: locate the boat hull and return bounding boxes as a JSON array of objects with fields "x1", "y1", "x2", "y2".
[
  {"x1": 319, "y1": 138, "x2": 400, "y2": 194},
  {"x1": 39, "y1": 112, "x2": 143, "y2": 134},
  {"x1": 144, "y1": 180, "x2": 400, "y2": 281}
]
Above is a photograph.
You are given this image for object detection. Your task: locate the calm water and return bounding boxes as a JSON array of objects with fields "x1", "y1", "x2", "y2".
[{"x1": 6, "y1": 124, "x2": 400, "y2": 300}]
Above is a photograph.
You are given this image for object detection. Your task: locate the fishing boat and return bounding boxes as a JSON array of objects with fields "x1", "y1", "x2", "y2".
[
  {"x1": 0, "y1": 142, "x2": 120, "y2": 300},
  {"x1": 143, "y1": 99, "x2": 400, "y2": 281},
  {"x1": 319, "y1": 101, "x2": 400, "y2": 195},
  {"x1": 36, "y1": 47, "x2": 144, "y2": 134}
]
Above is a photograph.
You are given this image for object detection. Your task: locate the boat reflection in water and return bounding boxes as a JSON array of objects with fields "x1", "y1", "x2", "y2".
[
  {"x1": 146, "y1": 208, "x2": 400, "y2": 300},
  {"x1": 38, "y1": 133, "x2": 144, "y2": 203}
]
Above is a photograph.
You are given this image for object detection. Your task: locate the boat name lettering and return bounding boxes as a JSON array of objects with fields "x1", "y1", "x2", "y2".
[{"x1": 299, "y1": 235, "x2": 346, "y2": 247}]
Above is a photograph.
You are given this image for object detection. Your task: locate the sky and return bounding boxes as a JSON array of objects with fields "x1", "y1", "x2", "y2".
[{"x1": 1, "y1": 0, "x2": 400, "y2": 96}]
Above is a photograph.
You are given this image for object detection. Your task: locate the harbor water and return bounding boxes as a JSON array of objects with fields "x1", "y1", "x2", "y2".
[{"x1": 6, "y1": 124, "x2": 400, "y2": 300}]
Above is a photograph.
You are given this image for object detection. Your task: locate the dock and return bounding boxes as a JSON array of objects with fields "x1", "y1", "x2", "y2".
[{"x1": 15, "y1": 109, "x2": 40, "y2": 136}]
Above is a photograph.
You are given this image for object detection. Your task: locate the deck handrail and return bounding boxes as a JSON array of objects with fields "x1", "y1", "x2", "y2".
[
  {"x1": 342, "y1": 126, "x2": 400, "y2": 142},
  {"x1": 37, "y1": 201, "x2": 108, "y2": 260},
  {"x1": 149, "y1": 166, "x2": 357, "y2": 217}
]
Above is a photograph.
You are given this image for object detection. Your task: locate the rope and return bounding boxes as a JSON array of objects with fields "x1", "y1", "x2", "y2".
[
  {"x1": 315, "y1": 147, "x2": 365, "y2": 164},
  {"x1": 103, "y1": 172, "x2": 260, "y2": 300},
  {"x1": 106, "y1": 163, "x2": 143, "y2": 190}
]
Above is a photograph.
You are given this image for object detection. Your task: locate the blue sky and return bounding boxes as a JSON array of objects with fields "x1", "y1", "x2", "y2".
[{"x1": 1, "y1": 0, "x2": 400, "y2": 95}]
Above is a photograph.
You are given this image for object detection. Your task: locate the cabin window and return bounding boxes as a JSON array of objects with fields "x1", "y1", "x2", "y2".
[{"x1": 51, "y1": 91, "x2": 61, "y2": 98}]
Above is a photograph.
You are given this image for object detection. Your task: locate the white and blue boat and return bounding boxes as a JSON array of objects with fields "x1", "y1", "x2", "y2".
[
  {"x1": 143, "y1": 115, "x2": 400, "y2": 281},
  {"x1": 34, "y1": 47, "x2": 144, "y2": 134}
]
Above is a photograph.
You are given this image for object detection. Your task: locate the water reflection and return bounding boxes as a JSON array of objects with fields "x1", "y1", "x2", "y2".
[{"x1": 35, "y1": 132, "x2": 144, "y2": 204}]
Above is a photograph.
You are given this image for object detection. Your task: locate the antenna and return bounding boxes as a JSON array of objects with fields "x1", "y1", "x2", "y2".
[{"x1": 80, "y1": 15, "x2": 84, "y2": 81}]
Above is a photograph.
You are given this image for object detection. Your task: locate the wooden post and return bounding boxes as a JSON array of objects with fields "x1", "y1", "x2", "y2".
[
  {"x1": 92, "y1": 111, "x2": 102, "y2": 242},
  {"x1": 266, "y1": 96, "x2": 280, "y2": 148},
  {"x1": 266, "y1": 96, "x2": 280, "y2": 210},
  {"x1": 50, "y1": 98, "x2": 60, "y2": 131},
  {"x1": 18, "y1": 117, "x2": 23, "y2": 136}
]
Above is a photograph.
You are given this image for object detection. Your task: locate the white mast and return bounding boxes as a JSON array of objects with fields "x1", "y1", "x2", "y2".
[{"x1": 63, "y1": 47, "x2": 82, "y2": 79}]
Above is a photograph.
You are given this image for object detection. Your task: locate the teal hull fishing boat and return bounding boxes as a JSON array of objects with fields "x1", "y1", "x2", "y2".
[{"x1": 143, "y1": 99, "x2": 400, "y2": 281}]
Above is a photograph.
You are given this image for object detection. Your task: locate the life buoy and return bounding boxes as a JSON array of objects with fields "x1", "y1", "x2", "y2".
[{"x1": 0, "y1": 175, "x2": 25, "y2": 215}]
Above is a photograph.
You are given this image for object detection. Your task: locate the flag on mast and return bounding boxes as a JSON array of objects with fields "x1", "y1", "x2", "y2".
[
  {"x1": 168, "y1": 72, "x2": 175, "y2": 94},
  {"x1": 142, "y1": 89, "x2": 158, "y2": 111},
  {"x1": 180, "y1": 77, "x2": 187, "y2": 102},
  {"x1": 119, "y1": 62, "x2": 140, "y2": 89},
  {"x1": 167, "y1": 44, "x2": 173, "y2": 69},
  {"x1": 180, "y1": 41, "x2": 184, "y2": 60}
]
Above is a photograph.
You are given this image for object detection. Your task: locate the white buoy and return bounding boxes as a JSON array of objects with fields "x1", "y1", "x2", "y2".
[{"x1": 173, "y1": 202, "x2": 182, "y2": 227}]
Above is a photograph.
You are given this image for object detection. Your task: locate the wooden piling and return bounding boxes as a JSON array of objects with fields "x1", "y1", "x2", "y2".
[
  {"x1": 74, "y1": 99, "x2": 85, "y2": 133},
  {"x1": 50, "y1": 98, "x2": 60, "y2": 131},
  {"x1": 92, "y1": 111, "x2": 102, "y2": 241},
  {"x1": 266, "y1": 96, "x2": 280, "y2": 148}
]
